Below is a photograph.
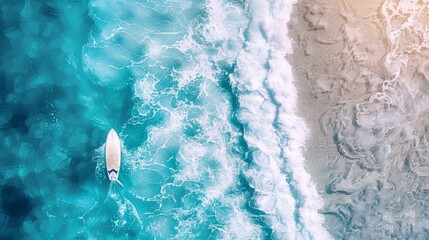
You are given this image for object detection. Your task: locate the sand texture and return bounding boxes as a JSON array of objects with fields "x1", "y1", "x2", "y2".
[{"x1": 289, "y1": 0, "x2": 429, "y2": 238}]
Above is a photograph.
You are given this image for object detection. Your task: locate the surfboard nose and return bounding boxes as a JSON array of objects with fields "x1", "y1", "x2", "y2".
[{"x1": 108, "y1": 128, "x2": 118, "y2": 138}]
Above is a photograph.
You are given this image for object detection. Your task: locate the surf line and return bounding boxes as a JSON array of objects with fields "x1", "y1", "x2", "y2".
[{"x1": 105, "y1": 128, "x2": 124, "y2": 188}]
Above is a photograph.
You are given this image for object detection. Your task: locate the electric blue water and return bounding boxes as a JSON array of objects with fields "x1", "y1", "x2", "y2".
[{"x1": 0, "y1": 0, "x2": 329, "y2": 239}]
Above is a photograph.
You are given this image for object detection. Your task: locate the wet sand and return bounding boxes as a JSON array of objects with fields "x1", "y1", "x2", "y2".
[
  {"x1": 289, "y1": 0, "x2": 429, "y2": 238},
  {"x1": 288, "y1": 0, "x2": 344, "y2": 194}
]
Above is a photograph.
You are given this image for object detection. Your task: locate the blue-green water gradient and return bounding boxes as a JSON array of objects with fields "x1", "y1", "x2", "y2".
[{"x1": 0, "y1": 0, "x2": 328, "y2": 239}]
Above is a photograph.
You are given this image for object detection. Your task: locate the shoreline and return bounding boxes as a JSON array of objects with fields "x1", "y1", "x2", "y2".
[
  {"x1": 287, "y1": 0, "x2": 388, "y2": 235},
  {"x1": 287, "y1": 1, "x2": 348, "y2": 235},
  {"x1": 287, "y1": 0, "x2": 429, "y2": 238},
  {"x1": 288, "y1": 0, "x2": 344, "y2": 197}
]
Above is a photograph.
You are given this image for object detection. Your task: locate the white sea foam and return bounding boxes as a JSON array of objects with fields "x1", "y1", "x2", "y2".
[
  {"x1": 230, "y1": 0, "x2": 331, "y2": 239},
  {"x1": 126, "y1": 0, "x2": 261, "y2": 237},
  {"x1": 86, "y1": 0, "x2": 329, "y2": 238}
]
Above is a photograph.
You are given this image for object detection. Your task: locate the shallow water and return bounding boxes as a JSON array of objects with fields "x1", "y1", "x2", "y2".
[{"x1": 0, "y1": 0, "x2": 328, "y2": 239}]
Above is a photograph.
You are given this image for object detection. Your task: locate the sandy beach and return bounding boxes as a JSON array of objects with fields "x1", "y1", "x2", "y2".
[
  {"x1": 288, "y1": 1, "x2": 350, "y2": 234},
  {"x1": 289, "y1": 0, "x2": 429, "y2": 238},
  {"x1": 288, "y1": 0, "x2": 344, "y2": 192}
]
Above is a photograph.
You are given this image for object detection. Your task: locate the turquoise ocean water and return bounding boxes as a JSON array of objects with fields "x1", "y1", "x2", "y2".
[{"x1": 0, "y1": 0, "x2": 329, "y2": 239}]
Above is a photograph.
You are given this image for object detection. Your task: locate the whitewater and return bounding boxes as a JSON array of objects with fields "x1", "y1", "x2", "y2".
[{"x1": 0, "y1": 0, "x2": 331, "y2": 239}]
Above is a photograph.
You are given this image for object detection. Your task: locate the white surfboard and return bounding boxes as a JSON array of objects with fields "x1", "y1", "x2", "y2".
[{"x1": 105, "y1": 129, "x2": 121, "y2": 181}]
